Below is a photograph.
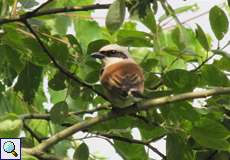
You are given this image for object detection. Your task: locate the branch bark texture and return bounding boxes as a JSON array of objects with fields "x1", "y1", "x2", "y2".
[{"x1": 23, "y1": 87, "x2": 230, "y2": 154}]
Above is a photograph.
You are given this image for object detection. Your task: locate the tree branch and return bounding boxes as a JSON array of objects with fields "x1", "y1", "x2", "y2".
[
  {"x1": 22, "y1": 20, "x2": 109, "y2": 101},
  {"x1": 86, "y1": 132, "x2": 166, "y2": 159},
  {"x1": 20, "y1": 106, "x2": 110, "y2": 121},
  {"x1": 191, "y1": 54, "x2": 215, "y2": 72},
  {"x1": 93, "y1": 132, "x2": 166, "y2": 159},
  {"x1": 30, "y1": 0, "x2": 54, "y2": 15},
  {"x1": 23, "y1": 120, "x2": 43, "y2": 143},
  {"x1": 23, "y1": 87, "x2": 230, "y2": 155},
  {"x1": 22, "y1": 148, "x2": 68, "y2": 160},
  {"x1": 0, "y1": 3, "x2": 110, "y2": 25}
]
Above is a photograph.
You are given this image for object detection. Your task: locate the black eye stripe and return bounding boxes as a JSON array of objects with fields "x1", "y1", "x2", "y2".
[{"x1": 100, "y1": 50, "x2": 128, "y2": 58}]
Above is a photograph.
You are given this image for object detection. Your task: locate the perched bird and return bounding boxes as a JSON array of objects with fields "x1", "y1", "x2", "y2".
[{"x1": 91, "y1": 44, "x2": 144, "y2": 107}]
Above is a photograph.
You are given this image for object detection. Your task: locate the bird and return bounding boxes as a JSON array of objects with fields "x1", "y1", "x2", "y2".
[{"x1": 91, "y1": 44, "x2": 144, "y2": 107}]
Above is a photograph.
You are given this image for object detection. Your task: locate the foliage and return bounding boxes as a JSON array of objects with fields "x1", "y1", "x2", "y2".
[{"x1": 0, "y1": 0, "x2": 229, "y2": 160}]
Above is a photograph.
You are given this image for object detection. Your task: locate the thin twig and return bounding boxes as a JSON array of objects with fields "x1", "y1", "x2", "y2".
[
  {"x1": 221, "y1": 40, "x2": 230, "y2": 50},
  {"x1": 21, "y1": 106, "x2": 110, "y2": 120},
  {"x1": 191, "y1": 54, "x2": 215, "y2": 72},
  {"x1": 23, "y1": 120, "x2": 43, "y2": 143},
  {"x1": 93, "y1": 132, "x2": 166, "y2": 159},
  {"x1": 31, "y1": 0, "x2": 54, "y2": 14}
]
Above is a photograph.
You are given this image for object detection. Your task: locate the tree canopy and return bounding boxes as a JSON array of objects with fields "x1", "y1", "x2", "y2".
[{"x1": 0, "y1": 0, "x2": 230, "y2": 160}]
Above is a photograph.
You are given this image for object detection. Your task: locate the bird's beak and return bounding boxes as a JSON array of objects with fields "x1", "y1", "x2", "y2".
[{"x1": 91, "y1": 52, "x2": 105, "y2": 59}]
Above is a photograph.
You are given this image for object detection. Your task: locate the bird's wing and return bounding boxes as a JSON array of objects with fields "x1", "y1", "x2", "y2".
[{"x1": 101, "y1": 63, "x2": 144, "y2": 98}]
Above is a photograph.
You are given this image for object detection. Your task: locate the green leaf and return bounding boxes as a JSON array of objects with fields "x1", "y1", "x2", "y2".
[
  {"x1": 69, "y1": 81, "x2": 81, "y2": 99},
  {"x1": 74, "y1": 19, "x2": 103, "y2": 52},
  {"x1": 53, "y1": 140, "x2": 71, "y2": 156},
  {"x1": 2, "y1": 68, "x2": 17, "y2": 87},
  {"x1": 0, "y1": 114, "x2": 22, "y2": 138},
  {"x1": 144, "y1": 74, "x2": 161, "y2": 89},
  {"x1": 195, "y1": 24, "x2": 210, "y2": 51},
  {"x1": 28, "y1": 120, "x2": 49, "y2": 139},
  {"x1": 117, "y1": 30, "x2": 153, "y2": 47},
  {"x1": 228, "y1": 0, "x2": 230, "y2": 7},
  {"x1": 15, "y1": 63, "x2": 43, "y2": 104},
  {"x1": 49, "y1": 88, "x2": 67, "y2": 104},
  {"x1": 114, "y1": 133, "x2": 148, "y2": 160},
  {"x1": 85, "y1": 70, "x2": 99, "y2": 83},
  {"x1": 50, "y1": 101, "x2": 69, "y2": 124},
  {"x1": 48, "y1": 72, "x2": 66, "y2": 91},
  {"x1": 196, "y1": 150, "x2": 230, "y2": 160},
  {"x1": 20, "y1": 0, "x2": 39, "y2": 9},
  {"x1": 209, "y1": 6, "x2": 229, "y2": 40},
  {"x1": 23, "y1": 38, "x2": 50, "y2": 66},
  {"x1": 191, "y1": 118, "x2": 230, "y2": 151},
  {"x1": 2, "y1": 24, "x2": 29, "y2": 53},
  {"x1": 44, "y1": 15, "x2": 72, "y2": 35},
  {"x1": 163, "y1": 69, "x2": 199, "y2": 92},
  {"x1": 201, "y1": 65, "x2": 229, "y2": 87},
  {"x1": 66, "y1": 34, "x2": 83, "y2": 55},
  {"x1": 77, "y1": 59, "x2": 101, "y2": 83},
  {"x1": 22, "y1": 153, "x2": 38, "y2": 160},
  {"x1": 0, "y1": 44, "x2": 25, "y2": 73},
  {"x1": 87, "y1": 39, "x2": 110, "y2": 55},
  {"x1": 140, "y1": 58, "x2": 158, "y2": 72},
  {"x1": 33, "y1": 86, "x2": 47, "y2": 112},
  {"x1": 126, "y1": 0, "x2": 152, "y2": 18},
  {"x1": 171, "y1": 27, "x2": 186, "y2": 50},
  {"x1": 51, "y1": 0, "x2": 94, "y2": 8},
  {"x1": 167, "y1": 102, "x2": 200, "y2": 123},
  {"x1": 138, "y1": 125, "x2": 166, "y2": 140},
  {"x1": 49, "y1": 40, "x2": 69, "y2": 64},
  {"x1": 0, "y1": 91, "x2": 29, "y2": 116},
  {"x1": 91, "y1": 116, "x2": 134, "y2": 132},
  {"x1": 0, "y1": 82, "x2": 5, "y2": 92},
  {"x1": 54, "y1": 15, "x2": 71, "y2": 35},
  {"x1": 122, "y1": 21, "x2": 137, "y2": 30},
  {"x1": 213, "y1": 57, "x2": 230, "y2": 72},
  {"x1": 140, "y1": 7, "x2": 157, "y2": 34},
  {"x1": 73, "y1": 143, "x2": 89, "y2": 160},
  {"x1": 167, "y1": 133, "x2": 195, "y2": 160},
  {"x1": 106, "y1": 0, "x2": 126, "y2": 34}
]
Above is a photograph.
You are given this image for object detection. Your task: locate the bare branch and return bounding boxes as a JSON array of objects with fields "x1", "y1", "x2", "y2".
[
  {"x1": 21, "y1": 106, "x2": 110, "y2": 120},
  {"x1": 24, "y1": 3, "x2": 110, "y2": 19},
  {"x1": 93, "y1": 132, "x2": 166, "y2": 159},
  {"x1": 22, "y1": 148, "x2": 68, "y2": 160},
  {"x1": 0, "y1": 3, "x2": 110, "y2": 25},
  {"x1": 24, "y1": 87, "x2": 230, "y2": 154}
]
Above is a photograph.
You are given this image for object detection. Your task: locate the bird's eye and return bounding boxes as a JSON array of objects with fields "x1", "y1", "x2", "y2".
[{"x1": 111, "y1": 50, "x2": 116, "y2": 54}]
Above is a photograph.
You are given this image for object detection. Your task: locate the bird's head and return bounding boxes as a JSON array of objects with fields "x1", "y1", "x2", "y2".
[{"x1": 91, "y1": 44, "x2": 132, "y2": 67}]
